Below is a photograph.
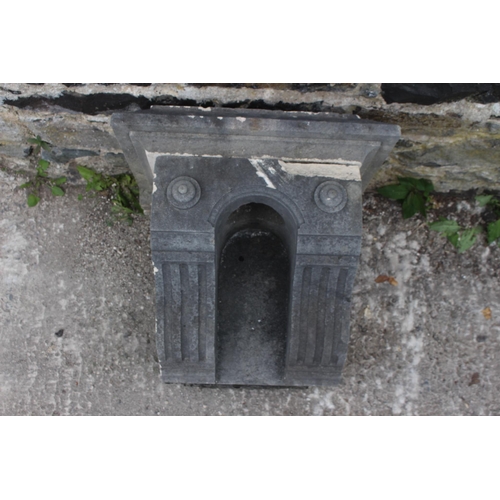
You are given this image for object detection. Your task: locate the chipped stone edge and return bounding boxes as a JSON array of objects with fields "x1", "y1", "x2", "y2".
[{"x1": 278, "y1": 160, "x2": 362, "y2": 181}]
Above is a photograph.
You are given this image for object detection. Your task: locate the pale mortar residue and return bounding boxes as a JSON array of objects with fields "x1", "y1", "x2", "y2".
[
  {"x1": 251, "y1": 155, "x2": 362, "y2": 164},
  {"x1": 146, "y1": 150, "x2": 225, "y2": 173},
  {"x1": 145, "y1": 150, "x2": 163, "y2": 173},
  {"x1": 152, "y1": 182, "x2": 157, "y2": 194},
  {"x1": 392, "y1": 385, "x2": 406, "y2": 415},
  {"x1": 217, "y1": 117, "x2": 223, "y2": 120},
  {"x1": 153, "y1": 266, "x2": 159, "y2": 275},
  {"x1": 236, "y1": 117, "x2": 246, "y2": 122},
  {"x1": 310, "y1": 388, "x2": 336, "y2": 415},
  {"x1": 248, "y1": 159, "x2": 276, "y2": 189},
  {"x1": 278, "y1": 160, "x2": 361, "y2": 180},
  {"x1": 0, "y1": 219, "x2": 29, "y2": 286}
]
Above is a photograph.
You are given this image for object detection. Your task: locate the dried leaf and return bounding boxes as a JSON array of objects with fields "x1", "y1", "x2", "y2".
[
  {"x1": 482, "y1": 307, "x2": 492, "y2": 320},
  {"x1": 468, "y1": 372, "x2": 480, "y2": 386},
  {"x1": 375, "y1": 275, "x2": 398, "y2": 286}
]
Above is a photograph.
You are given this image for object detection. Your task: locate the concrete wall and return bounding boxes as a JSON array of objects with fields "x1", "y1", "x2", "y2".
[{"x1": 1, "y1": 83, "x2": 500, "y2": 192}]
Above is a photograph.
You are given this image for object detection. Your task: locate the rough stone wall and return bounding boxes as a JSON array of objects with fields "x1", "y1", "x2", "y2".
[{"x1": 1, "y1": 83, "x2": 499, "y2": 192}]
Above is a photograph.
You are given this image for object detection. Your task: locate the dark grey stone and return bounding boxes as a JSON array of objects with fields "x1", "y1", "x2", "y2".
[
  {"x1": 41, "y1": 148, "x2": 99, "y2": 163},
  {"x1": 111, "y1": 106, "x2": 400, "y2": 386},
  {"x1": 381, "y1": 83, "x2": 500, "y2": 105}
]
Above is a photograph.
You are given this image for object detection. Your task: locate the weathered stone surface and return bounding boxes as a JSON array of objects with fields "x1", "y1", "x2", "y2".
[
  {"x1": 1, "y1": 83, "x2": 500, "y2": 192},
  {"x1": 2, "y1": 170, "x2": 500, "y2": 414}
]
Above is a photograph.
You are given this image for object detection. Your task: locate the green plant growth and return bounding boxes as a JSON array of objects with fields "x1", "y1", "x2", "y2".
[
  {"x1": 377, "y1": 176, "x2": 500, "y2": 253},
  {"x1": 377, "y1": 177, "x2": 434, "y2": 219},
  {"x1": 77, "y1": 166, "x2": 143, "y2": 225},
  {"x1": 476, "y1": 194, "x2": 500, "y2": 245},
  {"x1": 20, "y1": 136, "x2": 67, "y2": 207},
  {"x1": 428, "y1": 218, "x2": 482, "y2": 253},
  {"x1": 428, "y1": 194, "x2": 500, "y2": 252}
]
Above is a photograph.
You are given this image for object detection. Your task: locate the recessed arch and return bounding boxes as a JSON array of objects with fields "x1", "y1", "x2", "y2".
[
  {"x1": 215, "y1": 201, "x2": 292, "y2": 384},
  {"x1": 208, "y1": 185, "x2": 305, "y2": 229}
]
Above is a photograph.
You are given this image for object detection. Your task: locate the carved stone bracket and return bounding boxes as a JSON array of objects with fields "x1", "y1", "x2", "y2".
[{"x1": 112, "y1": 106, "x2": 400, "y2": 386}]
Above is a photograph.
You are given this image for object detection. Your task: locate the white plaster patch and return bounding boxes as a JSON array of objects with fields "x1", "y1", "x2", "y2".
[
  {"x1": 152, "y1": 182, "x2": 157, "y2": 194},
  {"x1": 236, "y1": 117, "x2": 246, "y2": 122},
  {"x1": 153, "y1": 266, "x2": 159, "y2": 275},
  {"x1": 248, "y1": 159, "x2": 276, "y2": 189},
  {"x1": 278, "y1": 160, "x2": 361, "y2": 180},
  {"x1": 217, "y1": 117, "x2": 223, "y2": 120}
]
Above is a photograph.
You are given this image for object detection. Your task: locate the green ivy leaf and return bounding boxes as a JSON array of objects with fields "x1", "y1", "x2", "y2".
[
  {"x1": 28, "y1": 135, "x2": 51, "y2": 151},
  {"x1": 27, "y1": 194, "x2": 40, "y2": 207},
  {"x1": 415, "y1": 178, "x2": 434, "y2": 197},
  {"x1": 428, "y1": 218, "x2": 460, "y2": 235},
  {"x1": 19, "y1": 182, "x2": 32, "y2": 189},
  {"x1": 36, "y1": 160, "x2": 50, "y2": 177},
  {"x1": 78, "y1": 194, "x2": 84, "y2": 201},
  {"x1": 457, "y1": 228, "x2": 480, "y2": 253},
  {"x1": 397, "y1": 177, "x2": 419, "y2": 188},
  {"x1": 402, "y1": 192, "x2": 426, "y2": 219},
  {"x1": 487, "y1": 219, "x2": 500, "y2": 244},
  {"x1": 51, "y1": 186, "x2": 65, "y2": 196},
  {"x1": 447, "y1": 233, "x2": 459, "y2": 248},
  {"x1": 377, "y1": 183, "x2": 410, "y2": 200},
  {"x1": 77, "y1": 165, "x2": 97, "y2": 182},
  {"x1": 38, "y1": 159, "x2": 50, "y2": 170},
  {"x1": 53, "y1": 177, "x2": 67, "y2": 186},
  {"x1": 476, "y1": 195, "x2": 494, "y2": 207}
]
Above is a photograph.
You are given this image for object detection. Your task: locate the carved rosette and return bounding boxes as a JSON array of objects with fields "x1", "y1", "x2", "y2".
[
  {"x1": 167, "y1": 176, "x2": 201, "y2": 209},
  {"x1": 314, "y1": 181, "x2": 347, "y2": 213}
]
